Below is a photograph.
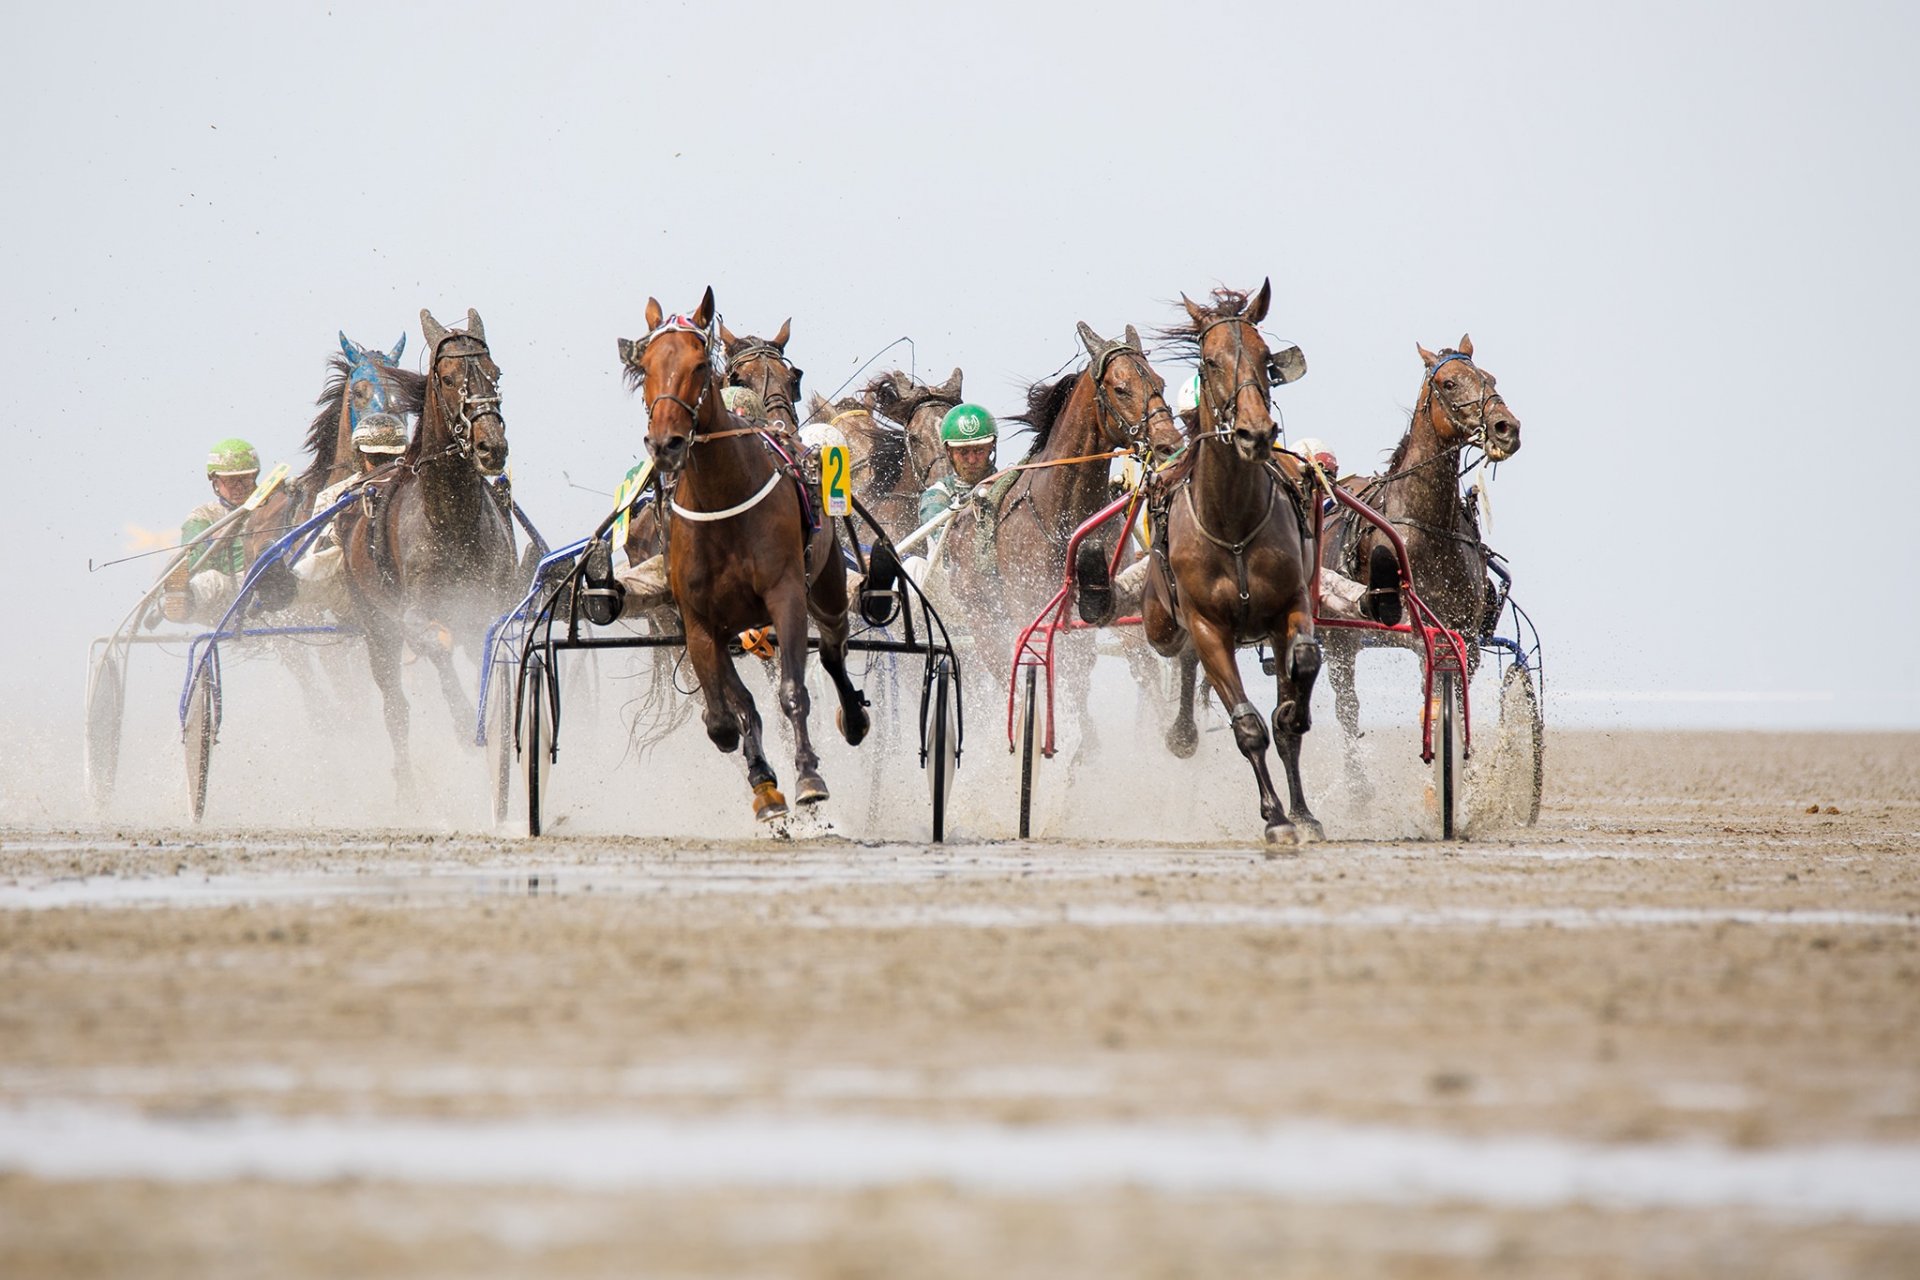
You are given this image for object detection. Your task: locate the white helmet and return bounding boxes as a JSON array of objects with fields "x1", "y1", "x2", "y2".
[
  {"x1": 800, "y1": 421, "x2": 851, "y2": 455},
  {"x1": 1175, "y1": 373, "x2": 1202, "y2": 416}
]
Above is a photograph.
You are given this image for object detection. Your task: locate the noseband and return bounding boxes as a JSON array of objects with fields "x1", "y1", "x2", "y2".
[{"x1": 637, "y1": 315, "x2": 722, "y2": 448}]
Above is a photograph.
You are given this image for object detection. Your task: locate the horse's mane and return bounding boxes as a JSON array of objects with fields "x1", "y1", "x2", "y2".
[
  {"x1": 300, "y1": 354, "x2": 425, "y2": 491},
  {"x1": 1152, "y1": 287, "x2": 1253, "y2": 359},
  {"x1": 1007, "y1": 371, "x2": 1081, "y2": 457},
  {"x1": 1381, "y1": 347, "x2": 1464, "y2": 474}
]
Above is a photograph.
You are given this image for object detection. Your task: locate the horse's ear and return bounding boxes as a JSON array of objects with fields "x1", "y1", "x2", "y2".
[
  {"x1": 1457, "y1": 333, "x2": 1474, "y2": 358},
  {"x1": 773, "y1": 318, "x2": 792, "y2": 350},
  {"x1": 939, "y1": 367, "x2": 963, "y2": 397},
  {"x1": 718, "y1": 321, "x2": 739, "y2": 348},
  {"x1": 339, "y1": 331, "x2": 359, "y2": 361},
  {"x1": 693, "y1": 286, "x2": 716, "y2": 328},
  {"x1": 389, "y1": 334, "x2": 406, "y2": 362},
  {"x1": 1417, "y1": 342, "x2": 1439, "y2": 368},
  {"x1": 1124, "y1": 324, "x2": 1141, "y2": 351},
  {"x1": 1076, "y1": 321, "x2": 1107, "y2": 362},
  {"x1": 420, "y1": 309, "x2": 449, "y2": 351},
  {"x1": 808, "y1": 391, "x2": 830, "y2": 420},
  {"x1": 1181, "y1": 293, "x2": 1208, "y2": 328},
  {"x1": 1246, "y1": 277, "x2": 1272, "y2": 324},
  {"x1": 645, "y1": 298, "x2": 664, "y2": 332},
  {"x1": 466, "y1": 308, "x2": 485, "y2": 343},
  {"x1": 890, "y1": 370, "x2": 914, "y2": 395},
  {"x1": 617, "y1": 337, "x2": 639, "y2": 369}
]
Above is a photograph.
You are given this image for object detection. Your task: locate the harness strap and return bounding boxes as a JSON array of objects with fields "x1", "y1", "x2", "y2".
[
  {"x1": 1181, "y1": 479, "x2": 1278, "y2": 637},
  {"x1": 670, "y1": 470, "x2": 783, "y2": 523}
]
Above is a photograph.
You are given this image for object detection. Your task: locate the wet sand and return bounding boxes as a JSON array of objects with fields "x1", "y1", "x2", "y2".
[{"x1": 1, "y1": 730, "x2": 1917, "y2": 1277}]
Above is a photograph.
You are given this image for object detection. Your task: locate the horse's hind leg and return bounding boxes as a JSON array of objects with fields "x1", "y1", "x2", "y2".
[
  {"x1": 1326, "y1": 635, "x2": 1371, "y2": 803},
  {"x1": 809, "y1": 571, "x2": 869, "y2": 749},
  {"x1": 1273, "y1": 612, "x2": 1324, "y2": 841},
  {"x1": 774, "y1": 582, "x2": 829, "y2": 806},
  {"x1": 426, "y1": 646, "x2": 475, "y2": 744},
  {"x1": 1166, "y1": 647, "x2": 1200, "y2": 758}
]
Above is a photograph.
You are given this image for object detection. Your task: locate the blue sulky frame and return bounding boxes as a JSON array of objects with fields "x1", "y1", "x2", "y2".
[{"x1": 475, "y1": 485, "x2": 964, "y2": 842}]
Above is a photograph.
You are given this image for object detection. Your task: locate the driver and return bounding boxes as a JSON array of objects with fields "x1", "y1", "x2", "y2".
[
  {"x1": 290, "y1": 413, "x2": 410, "y2": 611},
  {"x1": 917, "y1": 403, "x2": 999, "y2": 531},
  {"x1": 164, "y1": 438, "x2": 261, "y2": 624}
]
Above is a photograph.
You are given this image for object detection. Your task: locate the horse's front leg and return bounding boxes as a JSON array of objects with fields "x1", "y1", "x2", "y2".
[
  {"x1": 1189, "y1": 613, "x2": 1292, "y2": 847},
  {"x1": 1271, "y1": 602, "x2": 1324, "y2": 841},
  {"x1": 361, "y1": 615, "x2": 415, "y2": 803},
  {"x1": 1144, "y1": 592, "x2": 1197, "y2": 758},
  {"x1": 685, "y1": 616, "x2": 785, "y2": 821}
]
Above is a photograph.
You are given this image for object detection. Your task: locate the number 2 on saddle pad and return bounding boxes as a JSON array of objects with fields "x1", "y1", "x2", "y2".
[{"x1": 821, "y1": 444, "x2": 851, "y2": 518}]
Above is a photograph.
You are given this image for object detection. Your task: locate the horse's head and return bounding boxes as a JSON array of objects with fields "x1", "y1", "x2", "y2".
[
  {"x1": 868, "y1": 367, "x2": 964, "y2": 489},
  {"x1": 420, "y1": 308, "x2": 507, "y2": 475},
  {"x1": 1171, "y1": 279, "x2": 1296, "y2": 462},
  {"x1": 1417, "y1": 334, "x2": 1520, "y2": 461},
  {"x1": 1075, "y1": 322, "x2": 1183, "y2": 463},
  {"x1": 339, "y1": 331, "x2": 407, "y2": 432},
  {"x1": 619, "y1": 286, "x2": 719, "y2": 476},
  {"x1": 720, "y1": 317, "x2": 802, "y2": 428}
]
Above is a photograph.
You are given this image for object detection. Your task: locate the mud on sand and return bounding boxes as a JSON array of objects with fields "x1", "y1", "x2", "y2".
[{"x1": 1, "y1": 730, "x2": 1917, "y2": 1277}]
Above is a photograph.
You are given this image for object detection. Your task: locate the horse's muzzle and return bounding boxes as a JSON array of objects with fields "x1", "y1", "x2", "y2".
[
  {"x1": 1233, "y1": 426, "x2": 1273, "y2": 462},
  {"x1": 654, "y1": 433, "x2": 690, "y2": 473},
  {"x1": 1485, "y1": 415, "x2": 1521, "y2": 461},
  {"x1": 476, "y1": 440, "x2": 508, "y2": 476}
]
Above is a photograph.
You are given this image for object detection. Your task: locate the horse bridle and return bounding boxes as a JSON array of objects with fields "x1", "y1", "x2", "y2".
[
  {"x1": 1088, "y1": 342, "x2": 1174, "y2": 454},
  {"x1": 1420, "y1": 351, "x2": 1507, "y2": 453},
  {"x1": 1192, "y1": 315, "x2": 1275, "y2": 441},
  {"x1": 428, "y1": 332, "x2": 502, "y2": 466},
  {"x1": 726, "y1": 339, "x2": 802, "y2": 428},
  {"x1": 637, "y1": 315, "x2": 722, "y2": 448}
]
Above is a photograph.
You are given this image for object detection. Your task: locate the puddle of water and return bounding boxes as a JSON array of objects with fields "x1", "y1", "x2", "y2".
[
  {"x1": 800, "y1": 904, "x2": 1919, "y2": 930},
  {"x1": 2, "y1": 1102, "x2": 1917, "y2": 1222}
]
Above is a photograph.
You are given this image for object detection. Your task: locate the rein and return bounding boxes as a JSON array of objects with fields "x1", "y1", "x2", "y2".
[{"x1": 425, "y1": 332, "x2": 501, "y2": 467}]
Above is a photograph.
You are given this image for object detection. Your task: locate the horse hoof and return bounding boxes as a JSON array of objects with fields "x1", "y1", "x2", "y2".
[
  {"x1": 1295, "y1": 817, "x2": 1326, "y2": 843},
  {"x1": 1264, "y1": 822, "x2": 1303, "y2": 852},
  {"x1": 752, "y1": 781, "x2": 789, "y2": 822},
  {"x1": 795, "y1": 772, "x2": 830, "y2": 806},
  {"x1": 1166, "y1": 722, "x2": 1198, "y2": 759},
  {"x1": 836, "y1": 703, "x2": 870, "y2": 747}
]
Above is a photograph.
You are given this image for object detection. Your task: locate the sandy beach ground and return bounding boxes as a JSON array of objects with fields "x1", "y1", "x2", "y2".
[{"x1": 1, "y1": 728, "x2": 1916, "y2": 1277}]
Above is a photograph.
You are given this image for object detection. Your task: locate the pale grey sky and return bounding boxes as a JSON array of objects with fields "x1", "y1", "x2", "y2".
[{"x1": 5, "y1": 0, "x2": 1917, "y2": 740}]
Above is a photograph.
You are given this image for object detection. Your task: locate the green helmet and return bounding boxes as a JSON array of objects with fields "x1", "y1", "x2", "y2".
[
  {"x1": 206, "y1": 437, "x2": 260, "y2": 476},
  {"x1": 939, "y1": 403, "x2": 997, "y2": 446}
]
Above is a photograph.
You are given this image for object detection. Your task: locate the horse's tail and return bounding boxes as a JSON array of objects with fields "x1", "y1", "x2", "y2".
[{"x1": 622, "y1": 611, "x2": 697, "y2": 761}]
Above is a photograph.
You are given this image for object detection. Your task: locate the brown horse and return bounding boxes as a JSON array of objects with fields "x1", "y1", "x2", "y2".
[
  {"x1": 1143, "y1": 282, "x2": 1323, "y2": 846},
  {"x1": 866, "y1": 367, "x2": 966, "y2": 510},
  {"x1": 618, "y1": 287, "x2": 869, "y2": 821},
  {"x1": 802, "y1": 367, "x2": 968, "y2": 538},
  {"x1": 720, "y1": 318, "x2": 803, "y2": 436},
  {"x1": 1321, "y1": 334, "x2": 1522, "y2": 783},
  {"x1": 932, "y1": 325, "x2": 1181, "y2": 680},
  {"x1": 335, "y1": 308, "x2": 519, "y2": 793}
]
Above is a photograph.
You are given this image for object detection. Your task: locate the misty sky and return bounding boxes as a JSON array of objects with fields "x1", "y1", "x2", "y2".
[{"x1": 5, "y1": 0, "x2": 1917, "y2": 744}]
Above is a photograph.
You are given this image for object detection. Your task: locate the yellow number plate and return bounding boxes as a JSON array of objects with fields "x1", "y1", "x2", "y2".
[{"x1": 820, "y1": 444, "x2": 851, "y2": 518}]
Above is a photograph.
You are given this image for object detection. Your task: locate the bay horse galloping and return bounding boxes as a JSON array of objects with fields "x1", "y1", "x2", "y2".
[
  {"x1": 1320, "y1": 335, "x2": 1522, "y2": 785},
  {"x1": 1144, "y1": 281, "x2": 1322, "y2": 846},
  {"x1": 336, "y1": 308, "x2": 520, "y2": 793},
  {"x1": 933, "y1": 324, "x2": 1182, "y2": 678},
  {"x1": 619, "y1": 287, "x2": 869, "y2": 821},
  {"x1": 805, "y1": 368, "x2": 967, "y2": 537}
]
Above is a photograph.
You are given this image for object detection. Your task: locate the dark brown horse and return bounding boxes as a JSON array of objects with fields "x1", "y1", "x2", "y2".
[
  {"x1": 1321, "y1": 334, "x2": 1522, "y2": 784},
  {"x1": 1143, "y1": 282, "x2": 1323, "y2": 846},
  {"x1": 720, "y1": 318, "x2": 803, "y2": 436},
  {"x1": 618, "y1": 287, "x2": 869, "y2": 821},
  {"x1": 335, "y1": 308, "x2": 519, "y2": 793},
  {"x1": 931, "y1": 324, "x2": 1181, "y2": 679}
]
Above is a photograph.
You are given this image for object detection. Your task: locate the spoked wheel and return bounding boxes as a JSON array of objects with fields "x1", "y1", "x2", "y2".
[
  {"x1": 487, "y1": 655, "x2": 515, "y2": 828},
  {"x1": 1430, "y1": 668, "x2": 1462, "y2": 840},
  {"x1": 1503, "y1": 664, "x2": 1545, "y2": 826},
  {"x1": 183, "y1": 663, "x2": 218, "y2": 824},
  {"x1": 1017, "y1": 665, "x2": 1038, "y2": 839},
  {"x1": 926, "y1": 655, "x2": 957, "y2": 843},
  {"x1": 84, "y1": 653, "x2": 127, "y2": 809},
  {"x1": 524, "y1": 651, "x2": 551, "y2": 838}
]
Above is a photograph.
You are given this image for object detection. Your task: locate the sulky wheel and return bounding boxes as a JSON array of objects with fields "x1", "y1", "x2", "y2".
[
  {"x1": 487, "y1": 655, "x2": 515, "y2": 828},
  {"x1": 84, "y1": 653, "x2": 127, "y2": 809},
  {"x1": 1430, "y1": 668, "x2": 1462, "y2": 840},
  {"x1": 524, "y1": 651, "x2": 551, "y2": 837},
  {"x1": 1017, "y1": 665, "x2": 1038, "y2": 839},
  {"x1": 927, "y1": 655, "x2": 957, "y2": 843},
  {"x1": 183, "y1": 663, "x2": 218, "y2": 824}
]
